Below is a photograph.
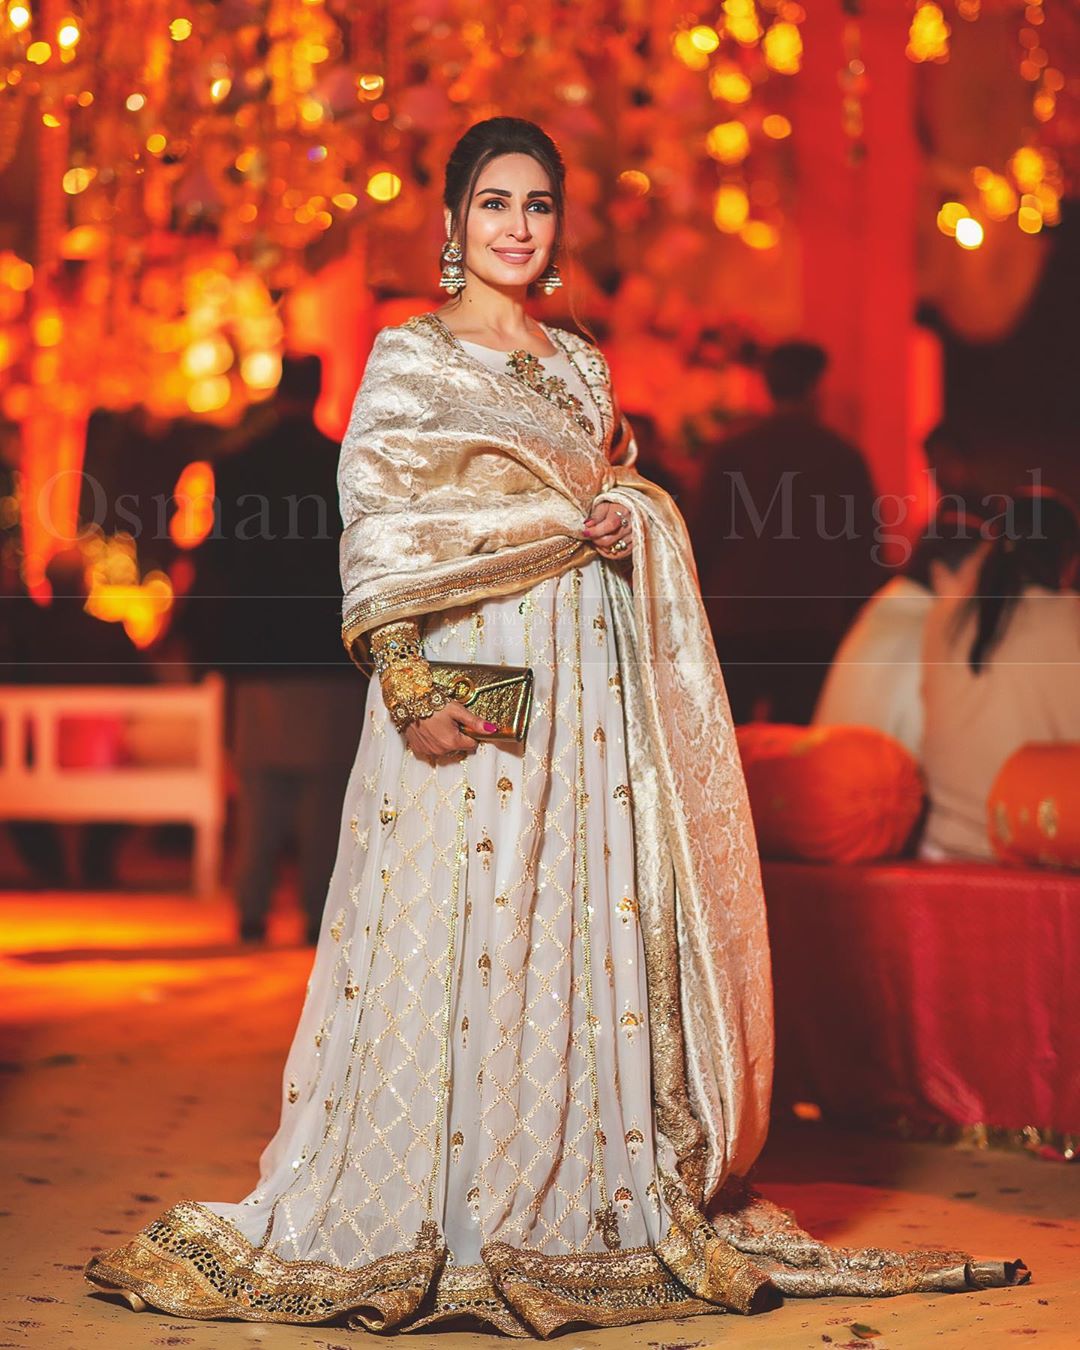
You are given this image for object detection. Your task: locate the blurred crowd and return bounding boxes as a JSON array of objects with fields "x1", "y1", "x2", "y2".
[{"x1": 2, "y1": 339, "x2": 1079, "y2": 928}]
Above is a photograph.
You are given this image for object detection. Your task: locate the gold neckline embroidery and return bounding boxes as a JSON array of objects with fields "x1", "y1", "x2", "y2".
[
  {"x1": 409, "y1": 312, "x2": 601, "y2": 441},
  {"x1": 503, "y1": 348, "x2": 597, "y2": 438}
]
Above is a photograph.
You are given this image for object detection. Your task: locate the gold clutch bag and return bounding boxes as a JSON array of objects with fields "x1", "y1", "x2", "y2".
[{"x1": 429, "y1": 660, "x2": 534, "y2": 743}]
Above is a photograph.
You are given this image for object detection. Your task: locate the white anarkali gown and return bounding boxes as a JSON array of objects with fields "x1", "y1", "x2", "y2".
[
  {"x1": 202, "y1": 347, "x2": 667, "y2": 1322},
  {"x1": 85, "y1": 326, "x2": 1026, "y2": 1336}
]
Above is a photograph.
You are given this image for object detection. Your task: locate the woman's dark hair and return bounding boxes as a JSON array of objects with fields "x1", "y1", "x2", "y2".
[
  {"x1": 958, "y1": 487, "x2": 1080, "y2": 674},
  {"x1": 904, "y1": 505, "x2": 988, "y2": 592},
  {"x1": 443, "y1": 117, "x2": 567, "y2": 276}
]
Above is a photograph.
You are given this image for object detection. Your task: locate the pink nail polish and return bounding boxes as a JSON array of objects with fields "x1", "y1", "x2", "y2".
[{"x1": 483, "y1": 721, "x2": 498, "y2": 733}]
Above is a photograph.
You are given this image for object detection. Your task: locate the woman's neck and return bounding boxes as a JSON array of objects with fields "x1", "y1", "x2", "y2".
[{"x1": 436, "y1": 281, "x2": 552, "y2": 353}]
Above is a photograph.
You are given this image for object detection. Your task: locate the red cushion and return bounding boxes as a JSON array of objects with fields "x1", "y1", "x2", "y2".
[
  {"x1": 736, "y1": 723, "x2": 925, "y2": 863},
  {"x1": 988, "y1": 742, "x2": 1080, "y2": 870}
]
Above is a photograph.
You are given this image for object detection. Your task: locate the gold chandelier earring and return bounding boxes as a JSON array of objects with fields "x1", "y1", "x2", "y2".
[
  {"x1": 439, "y1": 239, "x2": 466, "y2": 294},
  {"x1": 536, "y1": 257, "x2": 562, "y2": 295}
]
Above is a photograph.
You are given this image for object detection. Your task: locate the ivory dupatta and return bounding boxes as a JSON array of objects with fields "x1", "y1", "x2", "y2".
[{"x1": 338, "y1": 312, "x2": 773, "y2": 1203}]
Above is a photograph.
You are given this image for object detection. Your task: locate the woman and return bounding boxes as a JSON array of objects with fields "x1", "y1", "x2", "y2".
[
  {"x1": 85, "y1": 118, "x2": 1026, "y2": 1336},
  {"x1": 920, "y1": 487, "x2": 1080, "y2": 861},
  {"x1": 813, "y1": 507, "x2": 989, "y2": 756}
]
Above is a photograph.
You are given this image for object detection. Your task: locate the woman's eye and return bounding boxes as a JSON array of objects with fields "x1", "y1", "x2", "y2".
[{"x1": 476, "y1": 198, "x2": 551, "y2": 212}]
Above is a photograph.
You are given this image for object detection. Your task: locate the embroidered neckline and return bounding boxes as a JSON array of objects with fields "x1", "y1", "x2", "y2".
[
  {"x1": 408, "y1": 312, "x2": 602, "y2": 442},
  {"x1": 503, "y1": 348, "x2": 597, "y2": 438}
]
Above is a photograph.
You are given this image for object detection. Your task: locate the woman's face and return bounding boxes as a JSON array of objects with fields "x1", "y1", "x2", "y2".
[{"x1": 454, "y1": 152, "x2": 558, "y2": 292}]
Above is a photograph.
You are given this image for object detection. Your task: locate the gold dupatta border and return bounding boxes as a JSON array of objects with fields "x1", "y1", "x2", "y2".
[{"x1": 341, "y1": 535, "x2": 595, "y2": 664}]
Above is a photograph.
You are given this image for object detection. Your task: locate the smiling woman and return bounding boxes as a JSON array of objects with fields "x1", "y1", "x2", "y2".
[{"x1": 84, "y1": 116, "x2": 1027, "y2": 1338}]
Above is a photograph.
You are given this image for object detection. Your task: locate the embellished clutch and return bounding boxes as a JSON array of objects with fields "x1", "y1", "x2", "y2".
[{"x1": 429, "y1": 660, "x2": 534, "y2": 743}]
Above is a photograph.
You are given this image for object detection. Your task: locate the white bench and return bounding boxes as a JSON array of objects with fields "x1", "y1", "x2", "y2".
[{"x1": 0, "y1": 676, "x2": 225, "y2": 896}]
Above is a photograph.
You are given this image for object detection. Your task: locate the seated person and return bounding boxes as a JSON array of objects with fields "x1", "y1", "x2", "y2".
[
  {"x1": 919, "y1": 487, "x2": 1080, "y2": 862},
  {"x1": 813, "y1": 506, "x2": 988, "y2": 756}
]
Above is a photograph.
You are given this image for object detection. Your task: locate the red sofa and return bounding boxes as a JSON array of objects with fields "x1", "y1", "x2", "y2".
[{"x1": 763, "y1": 859, "x2": 1080, "y2": 1144}]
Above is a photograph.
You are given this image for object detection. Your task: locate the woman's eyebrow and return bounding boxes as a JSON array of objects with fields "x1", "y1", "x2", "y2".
[{"x1": 474, "y1": 187, "x2": 554, "y2": 198}]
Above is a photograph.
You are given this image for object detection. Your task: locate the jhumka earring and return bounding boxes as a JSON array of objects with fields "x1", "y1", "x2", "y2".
[
  {"x1": 536, "y1": 258, "x2": 562, "y2": 295},
  {"x1": 439, "y1": 239, "x2": 465, "y2": 294}
]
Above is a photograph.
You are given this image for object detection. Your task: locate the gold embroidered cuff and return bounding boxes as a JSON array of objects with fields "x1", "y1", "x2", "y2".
[{"x1": 368, "y1": 620, "x2": 450, "y2": 730}]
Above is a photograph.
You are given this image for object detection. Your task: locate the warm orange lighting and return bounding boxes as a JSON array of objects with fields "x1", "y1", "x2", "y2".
[
  {"x1": 366, "y1": 170, "x2": 402, "y2": 202},
  {"x1": 210, "y1": 77, "x2": 232, "y2": 102},
  {"x1": 741, "y1": 220, "x2": 779, "y2": 250},
  {"x1": 41, "y1": 112, "x2": 61, "y2": 127},
  {"x1": 9, "y1": 5, "x2": 31, "y2": 31},
  {"x1": 125, "y1": 92, "x2": 146, "y2": 111},
  {"x1": 32, "y1": 308, "x2": 63, "y2": 346},
  {"x1": 170, "y1": 461, "x2": 216, "y2": 550},
  {"x1": 356, "y1": 73, "x2": 385, "y2": 100},
  {"x1": 792, "y1": 1101, "x2": 822, "y2": 1121},
  {"x1": 27, "y1": 40, "x2": 51, "y2": 63},
  {"x1": 1033, "y1": 91, "x2": 1055, "y2": 123},
  {"x1": 617, "y1": 169, "x2": 650, "y2": 196},
  {"x1": 906, "y1": 3, "x2": 950, "y2": 63},
  {"x1": 1, "y1": 253, "x2": 34, "y2": 290},
  {"x1": 672, "y1": 30, "x2": 708, "y2": 71},
  {"x1": 62, "y1": 165, "x2": 94, "y2": 194},
  {"x1": 763, "y1": 21, "x2": 802, "y2": 74},
  {"x1": 935, "y1": 200, "x2": 967, "y2": 237},
  {"x1": 56, "y1": 17, "x2": 79, "y2": 47},
  {"x1": 706, "y1": 120, "x2": 750, "y2": 165},
  {"x1": 713, "y1": 184, "x2": 750, "y2": 234},
  {"x1": 689, "y1": 24, "x2": 720, "y2": 53},
  {"x1": 187, "y1": 375, "x2": 231, "y2": 413},
  {"x1": 762, "y1": 114, "x2": 792, "y2": 140},
  {"x1": 723, "y1": 0, "x2": 763, "y2": 45},
  {"x1": 298, "y1": 96, "x2": 324, "y2": 123},
  {"x1": 169, "y1": 17, "x2": 193, "y2": 41},
  {"x1": 331, "y1": 191, "x2": 358, "y2": 210},
  {"x1": 1017, "y1": 196, "x2": 1043, "y2": 234},
  {"x1": 1036, "y1": 183, "x2": 1060, "y2": 225},
  {"x1": 146, "y1": 132, "x2": 167, "y2": 154},
  {"x1": 974, "y1": 171, "x2": 1017, "y2": 221},
  {"x1": 77, "y1": 89, "x2": 93, "y2": 106},
  {"x1": 240, "y1": 350, "x2": 281, "y2": 390},
  {"x1": 954, "y1": 216, "x2": 984, "y2": 249},
  {"x1": 709, "y1": 66, "x2": 752, "y2": 104},
  {"x1": 61, "y1": 224, "x2": 106, "y2": 259},
  {"x1": 181, "y1": 335, "x2": 233, "y2": 379},
  {"x1": 1009, "y1": 146, "x2": 1045, "y2": 191}
]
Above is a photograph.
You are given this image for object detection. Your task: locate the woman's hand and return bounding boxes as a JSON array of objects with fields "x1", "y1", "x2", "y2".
[
  {"x1": 404, "y1": 700, "x2": 496, "y2": 764},
  {"x1": 583, "y1": 500, "x2": 633, "y2": 559}
]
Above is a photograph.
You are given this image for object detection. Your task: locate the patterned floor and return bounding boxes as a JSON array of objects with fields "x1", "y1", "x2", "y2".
[{"x1": 1, "y1": 892, "x2": 1076, "y2": 1349}]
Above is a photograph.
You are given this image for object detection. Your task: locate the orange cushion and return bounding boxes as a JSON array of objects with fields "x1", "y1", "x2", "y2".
[
  {"x1": 736, "y1": 723, "x2": 925, "y2": 863},
  {"x1": 988, "y1": 742, "x2": 1080, "y2": 870}
]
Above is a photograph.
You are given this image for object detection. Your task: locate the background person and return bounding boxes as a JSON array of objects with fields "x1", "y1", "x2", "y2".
[
  {"x1": 693, "y1": 340, "x2": 882, "y2": 725},
  {"x1": 919, "y1": 488, "x2": 1080, "y2": 861},
  {"x1": 813, "y1": 506, "x2": 989, "y2": 756}
]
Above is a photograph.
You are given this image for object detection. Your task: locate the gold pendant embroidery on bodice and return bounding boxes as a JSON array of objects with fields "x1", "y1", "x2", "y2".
[{"x1": 504, "y1": 348, "x2": 597, "y2": 438}]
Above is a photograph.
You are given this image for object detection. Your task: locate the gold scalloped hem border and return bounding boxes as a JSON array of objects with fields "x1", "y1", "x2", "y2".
[{"x1": 83, "y1": 1200, "x2": 727, "y2": 1338}]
